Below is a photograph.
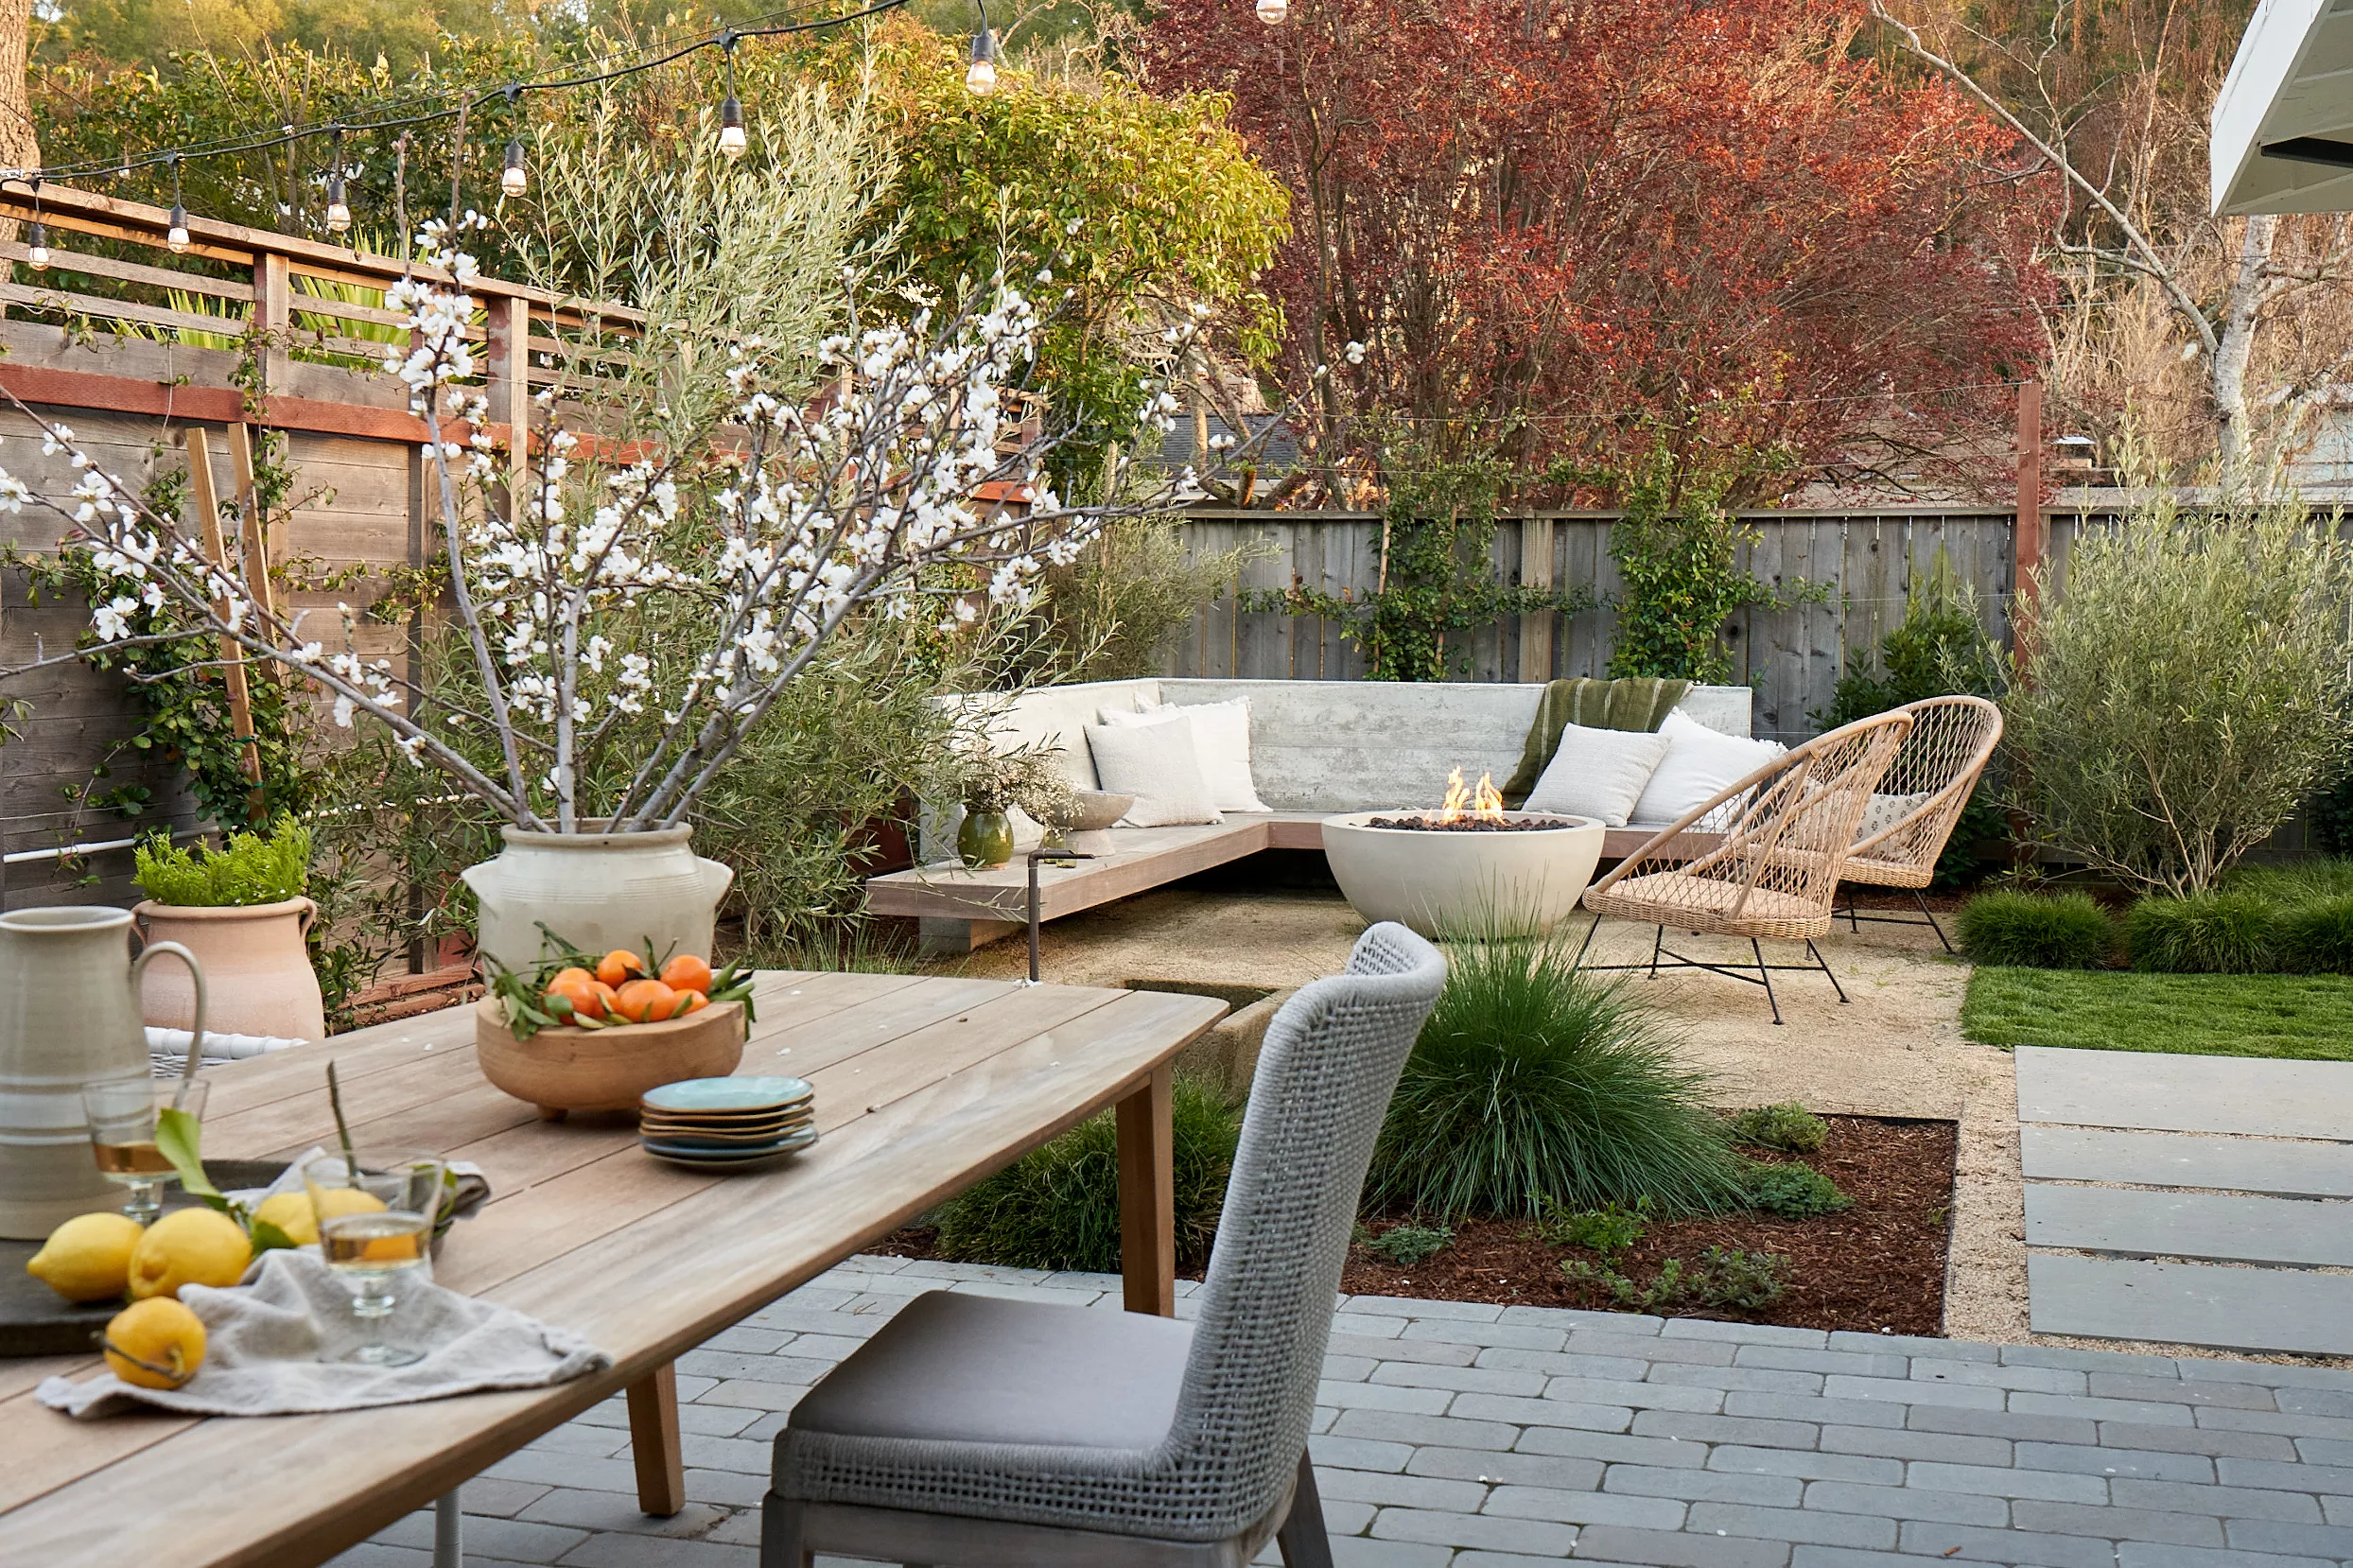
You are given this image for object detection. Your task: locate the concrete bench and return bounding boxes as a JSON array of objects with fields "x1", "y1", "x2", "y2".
[{"x1": 863, "y1": 678, "x2": 1753, "y2": 952}]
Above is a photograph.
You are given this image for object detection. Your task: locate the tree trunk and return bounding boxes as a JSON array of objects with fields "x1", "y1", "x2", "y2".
[
  {"x1": 2210, "y1": 214, "x2": 2276, "y2": 476},
  {"x1": 0, "y1": 0, "x2": 36, "y2": 247}
]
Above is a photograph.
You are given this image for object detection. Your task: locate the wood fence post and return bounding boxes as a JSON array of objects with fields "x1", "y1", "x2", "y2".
[
  {"x1": 2013, "y1": 380, "x2": 2045, "y2": 619},
  {"x1": 1518, "y1": 514, "x2": 1555, "y2": 683},
  {"x1": 485, "y1": 294, "x2": 531, "y2": 523},
  {"x1": 253, "y1": 253, "x2": 291, "y2": 400},
  {"x1": 183, "y1": 428, "x2": 263, "y2": 812}
]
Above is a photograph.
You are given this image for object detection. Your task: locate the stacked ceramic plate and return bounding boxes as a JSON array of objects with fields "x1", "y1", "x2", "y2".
[{"x1": 638, "y1": 1076, "x2": 816, "y2": 1172}]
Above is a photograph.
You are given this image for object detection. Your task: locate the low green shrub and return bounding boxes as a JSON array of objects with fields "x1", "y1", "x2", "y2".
[
  {"x1": 134, "y1": 818, "x2": 313, "y2": 908},
  {"x1": 2223, "y1": 858, "x2": 2353, "y2": 904},
  {"x1": 2125, "y1": 892, "x2": 2279, "y2": 973},
  {"x1": 1739, "y1": 1160, "x2": 1853, "y2": 1217},
  {"x1": 1533, "y1": 1198, "x2": 1648, "y2": 1259},
  {"x1": 1367, "y1": 922, "x2": 1744, "y2": 1218},
  {"x1": 1563, "y1": 1246, "x2": 1789, "y2": 1313},
  {"x1": 933, "y1": 1075, "x2": 1241, "y2": 1272},
  {"x1": 1955, "y1": 890, "x2": 2117, "y2": 968},
  {"x1": 1363, "y1": 1224, "x2": 1454, "y2": 1266},
  {"x1": 2275, "y1": 896, "x2": 2353, "y2": 976},
  {"x1": 1726, "y1": 1103, "x2": 1827, "y2": 1155}
]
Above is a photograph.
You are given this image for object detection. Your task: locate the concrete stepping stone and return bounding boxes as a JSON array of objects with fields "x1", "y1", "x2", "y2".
[
  {"x1": 2016, "y1": 1046, "x2": 2353, "y2": 1141},
  {"x1": 2022, "y1": 1125, "x2": 2353, "y2": 1197},
  {"x1": 2025, "y1": 1182, "x2": 2353, "y2": 1266},
  {"x1": 2029, "y1": 1252, "x2": 2353, "y2": 1355}
]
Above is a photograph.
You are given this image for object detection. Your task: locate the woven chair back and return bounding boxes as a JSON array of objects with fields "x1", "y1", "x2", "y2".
[
  {"x1": 1843, "y1": 695, "x2": 2004, "y2": 890},
  {"x1": 1157, "y1": 922, "x2": 1445, "y2": 1540},
  {"x1": 1581, "y1": 709, "x2": 1914, "y2": 940}
]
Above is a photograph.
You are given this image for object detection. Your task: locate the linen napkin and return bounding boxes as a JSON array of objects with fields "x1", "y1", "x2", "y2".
[{"x1": 37, "y1": 1248, "x2": 609, "y2": 1418}]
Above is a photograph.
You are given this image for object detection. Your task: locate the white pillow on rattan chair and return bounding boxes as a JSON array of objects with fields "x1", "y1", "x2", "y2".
[
  {"x1": 1630, "y1": 710, "x2": 1787, "y2": 828},
  {"x1": 1857, "y1": 791, "x2": 1934, "y2": 843},
  {"x1": 1084, "y1": 720, "x2": 1224, "y2": 827},
  {"x1": 1522, "y1": 723, "x2": 1672, "y2": 827}
]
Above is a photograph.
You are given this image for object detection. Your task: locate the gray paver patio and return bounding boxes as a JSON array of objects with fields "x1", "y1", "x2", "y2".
[
  {"x1": 2020, "y1": 1128, "x2": 2353, "y2": 1199},
  {"x1": 2023, "y1": 1186, "x2": 2353, "y2": 1268},
  {"x1": 338, "y1": 1254, "x2": 2353, "y2": 1568}
]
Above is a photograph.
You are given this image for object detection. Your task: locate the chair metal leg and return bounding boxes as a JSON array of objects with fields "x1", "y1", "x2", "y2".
[
  {"x1": 1915, "y1": 888, "x2": 1955, "y2": 954},
  {"x1": 759, "y1": 1493, "x2": 815, "y2": 1568},
  {"x1": 1573, "y1": 913, "x2": 1602, "y2": 969},
  {"x1": 1277, "y1": 1450, "x2": 1336, "y2": 1568},
  {"x1": 1647, "y1": 924, "x2": 1664, "y2": 980},
  {"x1": 1752, "y1": 937, "x2": 1783, "y2": 1025},
  {"x1": 1808, "y1": 938, "x2": 1849, "y2": 1003}
]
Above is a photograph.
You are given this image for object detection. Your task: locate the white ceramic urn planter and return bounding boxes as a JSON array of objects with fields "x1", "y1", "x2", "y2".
[
  {"x1": 462, "y1": 824, "x2": 736, "y2": 975},
  {"x1": 135, "y1": 896, "x2": 325, "y2": 1044},
  {"x1": 1319, "y1": 811, "x2": 1606, "y2": 938}
]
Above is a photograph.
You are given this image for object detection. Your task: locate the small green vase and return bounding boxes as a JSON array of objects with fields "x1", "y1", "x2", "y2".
[{"x1": 957, "y1": 809, "x2": 1013, "y2": 869}]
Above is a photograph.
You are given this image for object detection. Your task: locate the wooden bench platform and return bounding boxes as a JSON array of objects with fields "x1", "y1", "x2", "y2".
[{"x1": 864, "y1": 811, "x2": 1687, "y2": 952}]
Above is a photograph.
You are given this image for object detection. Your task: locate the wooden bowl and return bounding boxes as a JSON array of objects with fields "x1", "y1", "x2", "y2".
[{"x1": 475, "y1": 998, "x2": 746, "y2": 1121}]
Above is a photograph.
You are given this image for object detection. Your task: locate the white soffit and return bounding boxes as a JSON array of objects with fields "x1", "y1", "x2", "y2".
[{"x1": 2212, "y1": 0, "x2": 2353, "y2": 215}]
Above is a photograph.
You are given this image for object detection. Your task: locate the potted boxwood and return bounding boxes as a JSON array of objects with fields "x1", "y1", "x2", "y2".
[{"x1": 134, "y1": 818, "x2": 325, "y2": 1043}]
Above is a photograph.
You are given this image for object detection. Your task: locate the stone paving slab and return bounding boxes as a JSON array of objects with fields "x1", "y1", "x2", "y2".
[
  {"x1": 335, "y1": 1256, "x2": 2353, "y2": 1568},
  {"x1": 2015, "y1": 1048, "x2": 2353, "y2": 1141},
  {"x1": 2028, "y1": 1253, "x2": 2353, "y2": 1356},
  {"x1": 2024, "y1": 1183, "x2": 2353, "y2": 1267},
  {"x1": 2021, "y1": 1125, "x2": 2353, "y2": 1197}
]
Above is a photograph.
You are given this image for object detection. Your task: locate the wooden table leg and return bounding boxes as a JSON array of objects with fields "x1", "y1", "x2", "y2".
[
  {"x1": 1116, "y1": 1062, "x2": 1176, "y2": 1316},
  {"x1": 626, "y1": 1362, "x2": 687, "y2": 1516}
]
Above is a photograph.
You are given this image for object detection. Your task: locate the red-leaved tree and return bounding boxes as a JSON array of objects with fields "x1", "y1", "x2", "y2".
[{"x1": 1142, "y1": 0, "x2": 2055, "y2": 501}]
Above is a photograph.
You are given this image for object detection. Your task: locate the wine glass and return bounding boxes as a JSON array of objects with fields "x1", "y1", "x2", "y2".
[
  {"x1": 82, "y1": 1075, "x2": 210, "y2": 1225},
  {"x1": 301, "y1": 1148, "x2": 447, "y2": 1368}
]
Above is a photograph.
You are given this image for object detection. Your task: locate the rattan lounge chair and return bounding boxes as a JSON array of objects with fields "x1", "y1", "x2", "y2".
[
  {"x1": 759, "y1": 922, "x2": 1448, "y2": 1568},
  {"x1": 1833, "y1": 695, "x2": 2004, "y2": 953},
  {"x1": 1574, "y1": 709, "x2": 1915, "y2": 1023}
]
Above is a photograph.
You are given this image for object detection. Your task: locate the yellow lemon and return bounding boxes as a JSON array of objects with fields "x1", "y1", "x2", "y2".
[
  {"x1": 103, "y1": 1297, "x2": 206, "y2": 1389},
  {"x1": 309, "y1": 1187, "x2": 388, "y2": 1224},
  {"x1": 127, "y1": 1208, "x2": 252, "y2": 1301},
  {"x1": 248, "y1": 1191, "x2": 319, "y2": 1246},
  {"x1": 26, "y1": 1211, "x2": 144, "y2": 1303}
]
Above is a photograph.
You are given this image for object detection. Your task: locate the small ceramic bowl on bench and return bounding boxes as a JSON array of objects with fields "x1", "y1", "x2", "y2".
[{"x1": 1054, "y1": 792, "x2": 1135, "y2": 832}]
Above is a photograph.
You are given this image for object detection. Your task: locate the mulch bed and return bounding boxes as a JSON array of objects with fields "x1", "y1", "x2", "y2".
[
  {"x1": 877, "y1": 1116, "x2": 1955, "y2": 1336},
  {"x1": 1342, "y1": 1116, "x2": 1957, "y2": 1335}
]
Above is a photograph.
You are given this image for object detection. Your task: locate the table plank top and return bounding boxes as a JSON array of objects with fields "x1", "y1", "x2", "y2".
[{"x1": 0, "y1": 970, "x2": 1225, "y2": 1567}]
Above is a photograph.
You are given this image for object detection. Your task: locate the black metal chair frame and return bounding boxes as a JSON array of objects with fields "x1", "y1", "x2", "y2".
[{"x1": 1572, "y1": 915, "x2": 1846, "y2": 1027}]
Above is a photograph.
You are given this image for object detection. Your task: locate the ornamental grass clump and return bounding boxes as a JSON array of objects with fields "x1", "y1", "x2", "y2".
[
  {"x1": 2125, "y1": 892, "x2": 2280, "y2": 974},
  {"x1": 1956, "y1": 889, "x2": 2117, "y2": 968},
  {"x1": 932, "y1": 1075, "x2": 1241, "y2": 1273},
  {"x1": 1366, "y1": 921, "x2": 1744, "y2": 1219},
  {"x1": 2275, "y1": 897, "x2": 2353, "y2": 976}
]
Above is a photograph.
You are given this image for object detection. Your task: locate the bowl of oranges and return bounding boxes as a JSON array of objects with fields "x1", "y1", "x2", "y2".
[{"x1": 476, "y1": 940, "x2": 758, "y2": 1120}]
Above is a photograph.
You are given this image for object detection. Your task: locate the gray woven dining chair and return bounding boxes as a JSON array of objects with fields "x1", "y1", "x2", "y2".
[{"x1": 759, "y1": 922, "x2": 1447, "y2": 1568}]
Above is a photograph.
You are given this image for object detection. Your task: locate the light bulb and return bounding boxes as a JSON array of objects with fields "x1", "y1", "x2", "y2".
[
  {"x1": 967, "y1": 28, "x2": 1000, "y2": 95},
  {"x1": 501, "y1": 140, "x2": 528, "y2": 198},
  {"x1": 26, "y1": 221, "x2": 46, "y2": 270},
  {"x1": 1256, "y1": 0, "x2": 1288, "y2": 20},
  {"x1": 718, "y1": 95, "x2": 747, "y2": 160},
  {"x1": 166, "y1": 204, "x2": 190, "y2": 254},
  {"x1": 326, "y1": 173, "x2": 351, "y2": 234}
]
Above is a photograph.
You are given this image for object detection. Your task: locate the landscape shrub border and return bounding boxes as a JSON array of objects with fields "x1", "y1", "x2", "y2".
[{"x1": 1955, "y1": 866, "x2": 2353, "y2": 976}]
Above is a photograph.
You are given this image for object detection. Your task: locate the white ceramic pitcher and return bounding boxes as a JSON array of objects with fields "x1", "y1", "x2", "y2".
[{"x1": 0, "y1": 907, "x2": 208, "y2": 1238}]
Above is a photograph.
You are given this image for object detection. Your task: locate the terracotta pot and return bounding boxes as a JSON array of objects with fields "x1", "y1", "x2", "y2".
[
  {"x1": 474, "y1": 997, "x2": 746, "y2": 1119},
  {"x1": 461, "y1": 824, "x2": 735, "y2": 977},
  {"x1": 134, "y1": 897, "x2": 324, "y2": 1044}
]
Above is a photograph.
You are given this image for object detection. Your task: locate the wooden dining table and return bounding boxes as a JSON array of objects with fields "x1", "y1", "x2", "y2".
[{"x1": 0, "y1": 968, "x2": 1226, "y2": 1566}]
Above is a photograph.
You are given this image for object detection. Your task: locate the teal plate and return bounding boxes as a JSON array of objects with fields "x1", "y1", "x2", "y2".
[
  {"x1": 641, "y1": 1076, "x2": 813, "y2": 1115},
  {"x1": 642, "y1": 1125, "x2": 818, "y2": 1171}
]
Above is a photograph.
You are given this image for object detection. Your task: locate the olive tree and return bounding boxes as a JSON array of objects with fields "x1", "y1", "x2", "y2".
[{"x1": 2004, "y1": 494, "x2": 2353, "y2": 894}]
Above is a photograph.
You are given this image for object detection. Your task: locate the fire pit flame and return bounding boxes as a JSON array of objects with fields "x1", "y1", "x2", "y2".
[{"x1": 1437, "y1": 767, "x2": 1508, "y2": 825}]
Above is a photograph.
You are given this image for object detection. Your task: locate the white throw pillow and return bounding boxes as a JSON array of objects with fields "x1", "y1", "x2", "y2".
[
  {"x1": 1857, "y1": 791, "x2": 1934, "y2": 843},
  {"x1": 1097, "y1": 698, "x2": 1272, "y2": 813},
  {"x1": 1522, "y1": 723, "x2": 1673, "y2": 828},
  {"x1": 1084, "y1": 720, "x2": 1224, "y2": 828},
  {"x1": 1630, "y1": 710, "x2": 1788, "y2": 828}
]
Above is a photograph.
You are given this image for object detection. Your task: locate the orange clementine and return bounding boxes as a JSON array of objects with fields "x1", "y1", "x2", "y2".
[
  {"x1": 596, "y1": 950, "x2": 647, "y2": 987},
  {"x1": 611, "y1": 978, "x2": 680, "y2": 1023},
  {"x1": 682, "y1": 991, "x2": 710, "y2": 1014},
  {"x1": 544, "y1": 974, "x2": 605, "y2": 1022},
  {"x1": 658, "y1": 954, "x2": 713, "y2": 995},
  {"x1": 551, "y1": 966, "x2": 596, "y2": 988}
]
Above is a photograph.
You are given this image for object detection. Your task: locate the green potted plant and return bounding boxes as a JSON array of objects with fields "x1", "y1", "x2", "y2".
[
  {"x1": 942, "y1": 744, "x2": 1073, "y2": 869},
  {"x1": 133, "y1": 819, "x2": 325, "y2": 1043}
]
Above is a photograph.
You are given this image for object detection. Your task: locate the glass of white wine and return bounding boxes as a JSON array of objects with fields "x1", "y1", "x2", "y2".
[
  {"x1": 82, "y1": 1075, "x2": 210, "y2": 1224},
  {"x1": 300, "y1": 1148, "x2": 447, "y2": 1368}
]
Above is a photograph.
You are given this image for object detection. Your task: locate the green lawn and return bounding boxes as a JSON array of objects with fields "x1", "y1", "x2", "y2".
[{"x1": 1961, "y1": 967, "x2": 2353, "y2": 1059}]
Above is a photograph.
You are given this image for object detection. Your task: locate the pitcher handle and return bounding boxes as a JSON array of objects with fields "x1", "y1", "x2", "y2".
[{"x1": 132, "y1": 940, "x2": 209, "y2": 1104}]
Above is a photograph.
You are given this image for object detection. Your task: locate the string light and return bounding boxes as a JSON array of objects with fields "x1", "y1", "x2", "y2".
[
  {"x1": 501, "y1": 86, "x2": 528, "y2": 197},
  {"x1": 325, "y1": 127, "x2": 352, "y2": 233},
  {"x1": 26, "y1": 179, "x2": 45, "y2": 270},
  {"x1": 718, "y1": 34, "x2": 747, "y2": 159},
  {"x1": 966, "y1": 10, "x2": 999, "y2": 96},
  {"x1": 1256, "y1": 0, "x2": 1288, "y2": 20},
  {"x1": 166, "y1": 158, "x2": 189, "y2": 253}
]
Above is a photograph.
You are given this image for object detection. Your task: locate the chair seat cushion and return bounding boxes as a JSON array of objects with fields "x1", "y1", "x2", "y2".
[{"x1": 783, "y1": 1289, "x2": 1194, "y2": 1465}]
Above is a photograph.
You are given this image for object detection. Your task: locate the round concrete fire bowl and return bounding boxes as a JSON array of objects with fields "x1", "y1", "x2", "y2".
[{"x1": 1319, "y1": 810, "x2": 1606, "y2": 938}]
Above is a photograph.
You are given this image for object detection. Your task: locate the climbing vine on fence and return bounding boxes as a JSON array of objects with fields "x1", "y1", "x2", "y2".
[{"x1": 1242, "y1": 447, "x2": 1593, "y2": 680}]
